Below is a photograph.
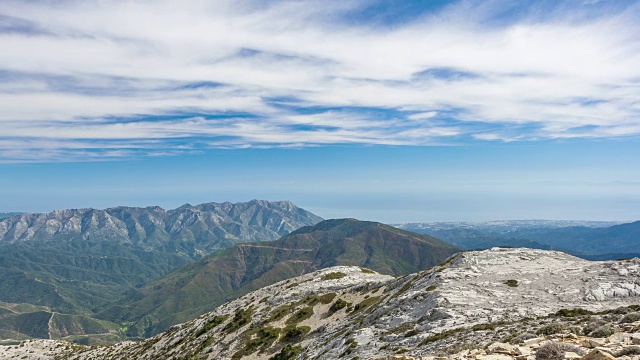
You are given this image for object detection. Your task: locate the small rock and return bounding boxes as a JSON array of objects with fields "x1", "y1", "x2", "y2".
[
  {"x1": 515, "y1": 346, "x2": 532, "y2": 356},
  {"x1": 581, "y1": 338, "x2": 607, "y2": 348},
  {"x1": 631, "y1": 334, "x2": 640, "y2": 345},
  {"x1": 488, "y1": 342, "x2": 517, "y2": 355},
  {"x1": 391, "y1": 356, "x2": 417, "y2": 360},
  {"x1": 564, "y1": 352, "x2": 582, "y2": 359},
  {"x1": 476, "y1": 355, "x2": 513, "y2": 360},
  {"x1": 524, "y1": 338, "x2": 545, "y2": 346},
  {"x1": 580, "y1": 349, "x2": 615, "y2": 360}
]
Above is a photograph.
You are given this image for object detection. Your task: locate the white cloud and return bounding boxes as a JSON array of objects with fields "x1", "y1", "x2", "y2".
[{"x1": 0, "y1": 0, "x2": 639, "y2": 161}]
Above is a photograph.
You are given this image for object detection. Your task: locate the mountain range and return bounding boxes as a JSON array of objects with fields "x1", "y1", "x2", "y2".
[
  {"x1": 97, "y1": 218, "x2": 460, "y2": 337},
  {"x1": 0, "y1": 200, "x2": 322, "y2": 343},
  {"x1": 396, "y1": 220, "x2": 640, "y2": 258}
]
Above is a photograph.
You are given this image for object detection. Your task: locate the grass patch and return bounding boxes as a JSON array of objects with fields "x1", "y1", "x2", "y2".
[
  {"x1": 426, "y1": 285, "x2": 437, "y2": 291},
  {"x1": 620, "y1": 312, "x2": 640, "y2": 323},
  {"x1": 328, "y1": 298, "x2": 349, "y2": 316},
  {"x1": 282, "y1": 325, "x2": 311, "y2": 343},
  {"x1": 554, "y1": 308, "x2": 594, "y2": 318},
  {"x1": 231, "y1": 326, "x2": 281, "y2": 359},
  {"x1": 286, "y1": 306, "x2": 314, "y2": 325},
  {"x1": 224, "y1": 307, "x2": 254, "y2": 334},
  {"x1": 301, "y1": 293, "x2": 336, "y2": 306},
  {"x1": 351, "y1": 296, "x2": 381, "y2": 314},
  {"x1": 420, "y1": 327, "x2": 466, "y2": 345},
  {"x1": 195, "y1": 314, "x2": 228, "y2": 337},
  {"x1": 359, "y1": 267, "x2": 376, "y2": 274},
  {"x1": 269, "y1": 344, "x2": 302, "y2": 360},
  {"x1": 322, "y1": 272, "x2": 347, "y2": 281},
  {"x1": 268, "y1": 304, "x2": 296, "y2": 322},
  {"x1": 537, "y1": 322, "x2": 567, "y2": 336},
  {"x1": 504, "y1": 279, "x2": 518, "y2": 287}
]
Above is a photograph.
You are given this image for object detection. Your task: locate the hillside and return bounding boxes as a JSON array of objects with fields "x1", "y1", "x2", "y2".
[
  {"x1": 0, "y1": 200, "x2": 322, "y2": 343},
  {"x1": 49, "y1": 248, "x2": 640, "y2": 360},
  {"x1": 98, "y1": 218, "x2": 460, "y2": 337}
]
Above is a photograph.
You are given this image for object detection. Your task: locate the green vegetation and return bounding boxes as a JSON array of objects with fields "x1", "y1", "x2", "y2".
[
  {"x1": 231, "y1": 326, "x2": 281, "y2": 359},
  {"x1": 282, "y1": 325, "x2": 310, "y2": 343},
  {"x1": 589, "y1": 325, "x2": 615, "y2": 338},
  {"x1": 224, "y1": 308, "x2": 254, "y2": 333},
  {"x1": 286, "y1": 306, "x2": 314, "y2": 325},
  {"x1": 269, "y1": 344, "x2": 302, "y2": 360},
  {"x1": 504, "y1": 279, "x2": 519, "y2": 287},
  {"x1": 195, "y1": 315, "x2": 228, "y2": 337},
  {"x1": 322, "y1": 272, "x2": 347, "y2": 281},
  {"x1": 301, "y1": 293, "x2": 336, "y2": 306},
  {"x1": 620, "y1": 312, "x2": 640, "y2": 323},
  {"x1": 426, "y1": 285, "x2": 437, "y2": 291},
  {"x1": 328, "y1": 298, "x2": 349, "y2": 315},
  {"x1": 269, "y1": 304, "x2": 296, "y2": 322},
  {"x1": 616, "y1": 346, "x2": 640, "y2": 357},
  {"x1": 360, "y1": 267, "x2": 376, "y2": 274},
  {"x1": 535, "y1": 341, "x2": 584, "y2": 360},
  {"x1": 537, "y1": 322, "x2": 567, "y2": 335},
  {"x1": 351, "y1": 296, "x2": 381, "y2": 314},
  {"x1": 554, "y1": 308, "x2": 594, "y2": 317}
]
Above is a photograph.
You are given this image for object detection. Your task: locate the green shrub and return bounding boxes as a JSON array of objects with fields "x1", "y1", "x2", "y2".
[
  {"x1": 269, "y1": 344, "x2": 302, "y2": 360},
  {"x1": 537, "y1": 322, "x2": 567, "y2": 336},
  {"x1": 471, "y1": 323, "x2": 496, "y2": 331},
  {"x1": 616, "y1": 346, "x2": 640, "y2": 357},
  {"x1": 286, "y1": 306, "x2": 314, "y2": 325},
  {"x1": 589, "y1": 325, "x2": 615, "y2": 338},
  {"x1": 196, "y1": 315, "x2": 228, "y2": 337},
  {"x1": 509, "y1": 332, "x2": 537, "y2": 344},
  {"x1": 328, "y1": 298, "x2": 349, "y2": 314},
  {"x1": 404, "y1": 329, "x2": 420, "y2": 337},
  {"x1": 322, "y1": 272, "x2": 347, "y2": 281},
  {"x1": 426, "y1": 285, "x2": 437, "y2": 291},
  {"x1": 504, "y1": 279, "x2": 518, "y2": 287},
  {"x1": 224, "y1": 308, "x2": 254, "y2": 333},
  {"x1": 360, "y1": 267, "x2": 375, "y2": 274},
  {"x1": 620, "y1": 312, "x2": 640, "y2": 323},
  {"x1": 282, "y1": 326, "x2": 310, "y2": 343},
  {"x1": 555, "y1": 308, "x2": 593, "y2": 317},
  {"x1": 535, "y1": 341, "x2": 584, "y2": 360},
  {"x1": 351, "y1": 296, "x2": 381, "y2": 314}
]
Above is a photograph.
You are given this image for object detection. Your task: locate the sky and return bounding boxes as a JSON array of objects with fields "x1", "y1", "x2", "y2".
[{"x1": 1, "y1": 0, "x2": 640, "y2": 222}]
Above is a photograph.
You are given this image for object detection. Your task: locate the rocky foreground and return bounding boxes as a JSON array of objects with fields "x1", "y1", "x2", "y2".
[{"x1": 1, "y1": 248, "x2": 639, "y2": 359}]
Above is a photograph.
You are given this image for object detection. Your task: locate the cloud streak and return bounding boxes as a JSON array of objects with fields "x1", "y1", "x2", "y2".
[{"x1": 0, "y1": 0, "x2": 639, "y2": 161}]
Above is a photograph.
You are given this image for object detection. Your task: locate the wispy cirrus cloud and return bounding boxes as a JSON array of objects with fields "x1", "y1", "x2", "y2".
[{"x1": 0, "y1": 0, "x2": 639, "y2": 162}]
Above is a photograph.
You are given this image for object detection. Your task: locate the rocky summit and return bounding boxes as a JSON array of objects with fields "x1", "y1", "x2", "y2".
[{"x1": 4, "y1": 248, "x2": 639, "y2": 360}]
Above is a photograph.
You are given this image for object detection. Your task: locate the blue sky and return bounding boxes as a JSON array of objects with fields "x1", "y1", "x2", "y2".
[{"x1": 1, "y1": 0, "x2": 640, "y2": 222}]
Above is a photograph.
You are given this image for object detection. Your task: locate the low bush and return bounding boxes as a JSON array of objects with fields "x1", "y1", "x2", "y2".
[
  {"x1": 620, "y1": 312, "x2": 640, "y2": 323},
  {"x1": 535, "y1": 341, "x2": 584, "y2": 360},
  {"x1": 588, "y1": 325, "x2": 615, "y2": 338},
  {"x1": 269, "y1": 344, "x2": 302, "y2": 360},
  {"x1": 616, "y1": 346, "x2": 640, "y2": 357},
  {"x1": 286, "y1": 306, "x2": 314, "y2": 325},
  {"x1": 510, "y1": 332, "x2": 537, "y2": 344},
  {"x1": 537, "y1": 322, "x2": 567, "y2": 336},
  {"x1": 328, "y1": 299, "x2": 349, "y2": 314},
  {"x1": 322, "y1": 272, "x2": 347, "y2": 281},
  {"x1": 504, "y1": 280, "x2": 519, "y2": 287}
]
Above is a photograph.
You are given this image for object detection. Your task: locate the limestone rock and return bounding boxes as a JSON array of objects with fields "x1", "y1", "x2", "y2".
[{"x1": 580, "y1": 349, "x2": 615, "y2": 360}]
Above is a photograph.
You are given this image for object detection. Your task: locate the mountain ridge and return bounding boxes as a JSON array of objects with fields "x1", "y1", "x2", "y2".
[
  {"x1": 0, "y1": 200, "x2": 323, "y2": 344},
  {"x1": 97, "y1": 218, "x2": 460, "y2": 337}
]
